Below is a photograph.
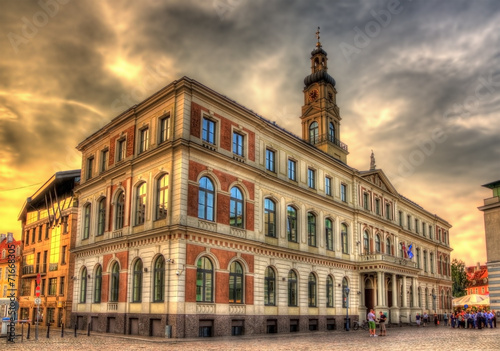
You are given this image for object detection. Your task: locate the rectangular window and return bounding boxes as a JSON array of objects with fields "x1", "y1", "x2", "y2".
[
  {"x1": 266, "y1": 149, "x2": 275, "y2": 172},
  {"x1": 233, "y1": 132, "x2": 244, "y2": 156},
  {"x1": 38, "y1": 226, "x2": 42, "y2": 241},
  {"x1": 415, "y1": 219, "x2": 419, "y2": 233},
  {"x1": 43, "y1": 250, "x2": 48, "y2": 273},
  {"x1": 61, "y1": 246, "x2": 67, "y2": 265},
  {"x1": 59, "y1": 276, "x2": 65, "y2": 295},
  {"x1": 288, "y1": 159, "x2": 296, "y2": 181},
  {"x1": 385, "y1": 203, "x2": 391, "y2": 219},
  {"x1": 159, "y1": 115, "x2": 170, "y2": 143},
  {"x1": 375, "y1": 198, "x2": 380, "y2": 215},
  {"x1": 36, "y1": 252, "x2": 41, "y2": 273},
  {"x1": 117, "y1": 139, "x2": 126, "y2": 161},
  {"x1": 45, "y1": 224, "x2": 49, "y2": 239},
  {"x1": 25, "y1": 230, "x2": 29, "y2": 245},
  {"x1": 340, "y1": 183, "x2": 347, "y2": 202},
  {"x1": 407, "y1": 215, "x2": 411, "y2": 230},
  {"x1": 48, "y1": 278, "x2": 57, "y2": 296},
  {"x1": 86, "y1": 157, "x2": 94, "y2": 180},
  {"x1": 363, "y1": 193, "x2": 369, "y2": 210},
  {"x1": 139, "y1": 128, "x2": 149, "y2": 153},
  {"x1": 41, "y1": 279, "x2": 46, "y2": 296},
  {"x1": 308, "y1": 168, "x2": 315, "y2": 189},
  {"x1": 100, "y1": 149, "x2": 108, "y2": 173},
  {"x1": 422, "y1": 222, "x2": 426, "y2": 236},
  {"x1": 429, "y1": 225, "x2": 433, "y2": 239},
  {"x1": 325, "y1": 177, "x2": 332, "y2": 196},
  {"x1": 32, "y1": 228, "x2": 35, "y2": 243},
  {"x1": 399, "y1": 211, "x2": 403, "y2": 226},
  {"x1": 62, "y1": 216, "x2": 68, "y2": 234},
  {"x1": 202, "y1": 117, "x2": 216, "y2": 144}
]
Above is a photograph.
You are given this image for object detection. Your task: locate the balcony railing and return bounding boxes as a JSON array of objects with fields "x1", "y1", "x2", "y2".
[
  {"x1": 49, "y1": 263, "x2": 58, "y2": 271},
  {"x1": 22, "y1": 265, "x2": 34, "y2": 275},
  {"x1": 308, "y1": 134, "x2": 348, "y2": 152},
  {"x1": 358, "y1": 253, "x2": 418, "y2": 268}
]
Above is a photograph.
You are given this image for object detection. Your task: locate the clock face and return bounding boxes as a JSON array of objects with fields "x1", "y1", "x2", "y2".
[{"x1": 308, "y1": 89, "x2": 319, "y2": 102}]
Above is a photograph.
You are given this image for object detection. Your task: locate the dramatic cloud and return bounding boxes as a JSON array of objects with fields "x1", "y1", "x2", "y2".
[{"x1": 1, "y1": 0, "x2": 499, "y2": 266}]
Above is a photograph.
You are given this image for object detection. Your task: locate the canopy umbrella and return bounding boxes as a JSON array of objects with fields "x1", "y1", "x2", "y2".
[{"x1": 452, "y1": 294, "x2": 489, "y2": 307}]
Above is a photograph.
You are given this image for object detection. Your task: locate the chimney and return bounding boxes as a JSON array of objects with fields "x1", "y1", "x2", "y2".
[
  {"x1": 476, "y1": 262, "x2": 481, "y2": 271},
  {"x1": 0, "y1": 233, "x2": 5, "y2": 243},
  {"x1": 7, "y1": 232, "x2": 14, "y2": 243}
]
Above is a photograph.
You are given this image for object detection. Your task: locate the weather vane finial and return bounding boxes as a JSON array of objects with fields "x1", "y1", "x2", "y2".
[{"x1": 316, "y1": 26, "x2": 321, "y2": 47}]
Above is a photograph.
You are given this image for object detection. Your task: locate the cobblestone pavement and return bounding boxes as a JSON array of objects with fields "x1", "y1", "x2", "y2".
[{"x1": 3, "y1": 325, "x2": 500, "y2": 351}]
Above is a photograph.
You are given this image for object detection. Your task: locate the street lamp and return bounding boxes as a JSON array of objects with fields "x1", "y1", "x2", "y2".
[
  {"x1": 432, "y1": 294, "x2": 436, "y2": 312},
  {"x1": 345, "y1": 287, "x2": 350, "y2": 331}
]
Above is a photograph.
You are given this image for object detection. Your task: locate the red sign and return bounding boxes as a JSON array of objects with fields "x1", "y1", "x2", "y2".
[
  {"x1": 36, "y1": 273, "x2": 41, "y2": 285},
  {"x1": 35, "y1": 285, "x2": 40, "y2": 298}
]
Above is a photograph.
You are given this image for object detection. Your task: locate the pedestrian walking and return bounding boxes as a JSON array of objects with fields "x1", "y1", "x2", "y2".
[
  {"x1": 443, "y1": 312, "x2": 448, "y2": 327},
  {"x1": 423, "y1": 312, "x2": 429, "y2": 327},
  {"x1": 416, "y1": 313, "x2": 421, "y2": 327},
  {"x1": 367, "y1": 309, "x2": 377, "y2": 337},
  {"x1": 434, "y1": 313, "x2": 438, "y2": 326},
  {"x1": 379, "y1": 311, "x2": 387, "y2": 336}
]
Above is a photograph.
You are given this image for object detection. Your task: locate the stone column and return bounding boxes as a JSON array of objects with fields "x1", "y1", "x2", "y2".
[
  {"x1": 377, "y1": 271, "x2": 383, "y2": 307},
  {"x1": 392, "y1": 274, "x2": 397, "y2": 307},
  {"x1": 402, "y1": 276, "x2": 407, "y2": 307}
]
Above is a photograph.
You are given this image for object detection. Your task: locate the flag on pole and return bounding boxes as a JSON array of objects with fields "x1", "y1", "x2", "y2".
[
  {"x1": 407, "y1": 244, "x2": 414, "y2": 259},
  {"x1": 402, "y1": 242, "x2": 407, "y2": 258}
]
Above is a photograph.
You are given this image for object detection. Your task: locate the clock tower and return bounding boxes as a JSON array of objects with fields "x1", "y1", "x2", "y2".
[{"x1": 301, "y1": 27, "x2": 348, "y2": 163}]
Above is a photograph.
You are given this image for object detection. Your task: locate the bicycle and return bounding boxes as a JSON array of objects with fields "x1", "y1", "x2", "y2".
[{"x1": 353, "y1": 320, "x2": 369, "y2": 331}]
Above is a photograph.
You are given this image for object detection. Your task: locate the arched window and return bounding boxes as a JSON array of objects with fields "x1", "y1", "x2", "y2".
[
  {"x1": 329, "y1": 122, "x2": 335, "y2": 142},
  {"x1": 326, "y1": 276, "x2": 334, "y2": 308},
  {"x1": 132, "y1": 259, "x2": 143, "y2": 302},
  {"x1": 115, "y1": 191, "x2": 125, "y2": 230},
  {"x1": 229, "y1": 261, "x2": 244, "y2": 304},
  {"x1": 83, "y1": 204, "x2": 91, "y2": 240},
  {"x1": 198, "y1": 177, "x2": 215, "y2": 221},
  {"x1": 341, "y1": 224, "x2": 348, "y2": 254},
  {"x1": 229, "y1": 187, "x2": 244, "y2": 228},
  {"x1": 325, "y1": 218, "x2": 333, "y2": 251},
  {"x1": 80, "y1": 267, "x2": 87, "y2": 303},
  {"x1": 418, "y1": 287, "x2": 421, "y2": 307},
  {"x1": 156, "y1": 174, "x2": 168, "y2": 220},
  {"x1": 94, "y1": 265, "x2": 102, "y2": 303},
  {"x1": 196, "y1": 257, "x2": 213, "y2": 302},
  {"x1": 425, "y1": 288, "x2": 429, "y2": 309},
  {"x1": 153, "y1": 256, "x2": 165, "y2": 302},
  {"x1": 264, "y1": 199, "x2": 276, "y2": 238},
  {"x1": 409, "y1": 286, "x2": 414, "y2": 307},
  {"x1": 423, "y1": 250, "x2": 428, "y2": 272},
  {"x1": 342, "y1": 277, "x2": 349, "y2": 308},
  {"x1": 97, "y1": 198, "x2": 106, "y2": 236},
  {"x1": 288, "y1": 270, "x2": 298, "y2": 307},
  {"x1": 430, "y1": 252, "x2": 434, "y2": 273},
  {"x1": 375, "y1": 234, "x2": 381, "y2": 253},
  {"x1": 309, "y1": 122, "x2": 319, "y2": 144},
  {"x1": 287, "y1": 206, "x2": 298, "y2": 243},
  {"x1": 307, "y1": 213, "x2": 316, "y2": 247},
  {"x1": 363, "y1": 231, "x2": 369, "y2": 254},
  {"x1": 264, "y1": 267, "x2": 276, "y2": 306},
  {"x1": 308, "y1": 273, "x2": 317, "y2": 307},
  {"x1": 110, "y1": 262, "x2": 120, "y2": 302},
  {"x1": 386, "y1": 238, "x2": 392, "y2": 255},
  {"x1": 135, "y1": 183, "x2": 147, "y2": 225}
]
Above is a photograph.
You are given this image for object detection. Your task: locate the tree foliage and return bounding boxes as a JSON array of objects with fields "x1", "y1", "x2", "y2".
[{"x1": 451, "y1": 258, "x2": 467, "y2": 297}]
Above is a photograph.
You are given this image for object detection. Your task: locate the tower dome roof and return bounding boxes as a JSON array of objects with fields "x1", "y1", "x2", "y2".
[{"x1": 304, "y1": 70, "x2": 336, "y2": 88}]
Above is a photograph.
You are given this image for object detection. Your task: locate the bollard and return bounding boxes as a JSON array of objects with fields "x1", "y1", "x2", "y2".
[
  {"x1": 61, "y1": 323, "x2": 64, "y2": 337},
  {"x1": 46, "y1": 323, "x2": 50, "y2": 338},
  {"x1": 27, "y1": 323, "x2": 31, "y2": 340},
  {"x1": 74, "y1": 323, "x2": 77, "y2": 337},
  {"x1": 87, "y1": 323, "x2": 90, "y2": 336}
]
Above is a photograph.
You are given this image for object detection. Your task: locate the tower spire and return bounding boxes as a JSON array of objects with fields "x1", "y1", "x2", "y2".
[
  {"x1": 316, "y1": 26, "x2": 321, "y2": 47},
  {"x1": 370, "y1": 150, "x2": 376, "y2": 170}
]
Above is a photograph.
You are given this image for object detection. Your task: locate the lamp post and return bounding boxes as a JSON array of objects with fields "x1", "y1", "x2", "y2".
[
  {"x1": 345, "y1": 287, "x2": 350, "y2": 331},
  {"x1": 432, "y1": 294, "x2": 436, "y2": 313}
]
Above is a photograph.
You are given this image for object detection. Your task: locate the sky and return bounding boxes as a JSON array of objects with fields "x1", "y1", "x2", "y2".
[{"x1": 1, "y1": 0, "x2": 499, "y2": 267}]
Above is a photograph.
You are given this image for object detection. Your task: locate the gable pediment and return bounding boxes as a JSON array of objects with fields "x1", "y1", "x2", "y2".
[{"x1": 360, "y1": 170, "x2": 399, "y2": 195}]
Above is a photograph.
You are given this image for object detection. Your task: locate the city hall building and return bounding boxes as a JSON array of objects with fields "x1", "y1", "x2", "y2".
[{"x1": 71, "y1": 36, "x2": 453, "y2": 337}]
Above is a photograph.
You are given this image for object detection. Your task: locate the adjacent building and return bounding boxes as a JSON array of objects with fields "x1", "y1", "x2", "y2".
[
  {"x1": 18, "y1": 170, "x2": 80, "y2": 326},
  {"x1": 465, "y1": 263, "x2": 489, "y2": 295},
  {"x1": 71, "y1": 35, "x2": 453, "y2": 338},
  {"x1": 479, "y1": 180, "x2": 500, "y2": 311}
]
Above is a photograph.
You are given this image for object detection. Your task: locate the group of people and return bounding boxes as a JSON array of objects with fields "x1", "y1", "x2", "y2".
[
  {"x1": 448, "y1": 310, "x2": 497, "y2": 329},
  {"x1": 365, "y1": 309, "x2": 497, "y2": 337},
  {"x1": 366, "y1": 309, "x2": 387, "y2": 337}
]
